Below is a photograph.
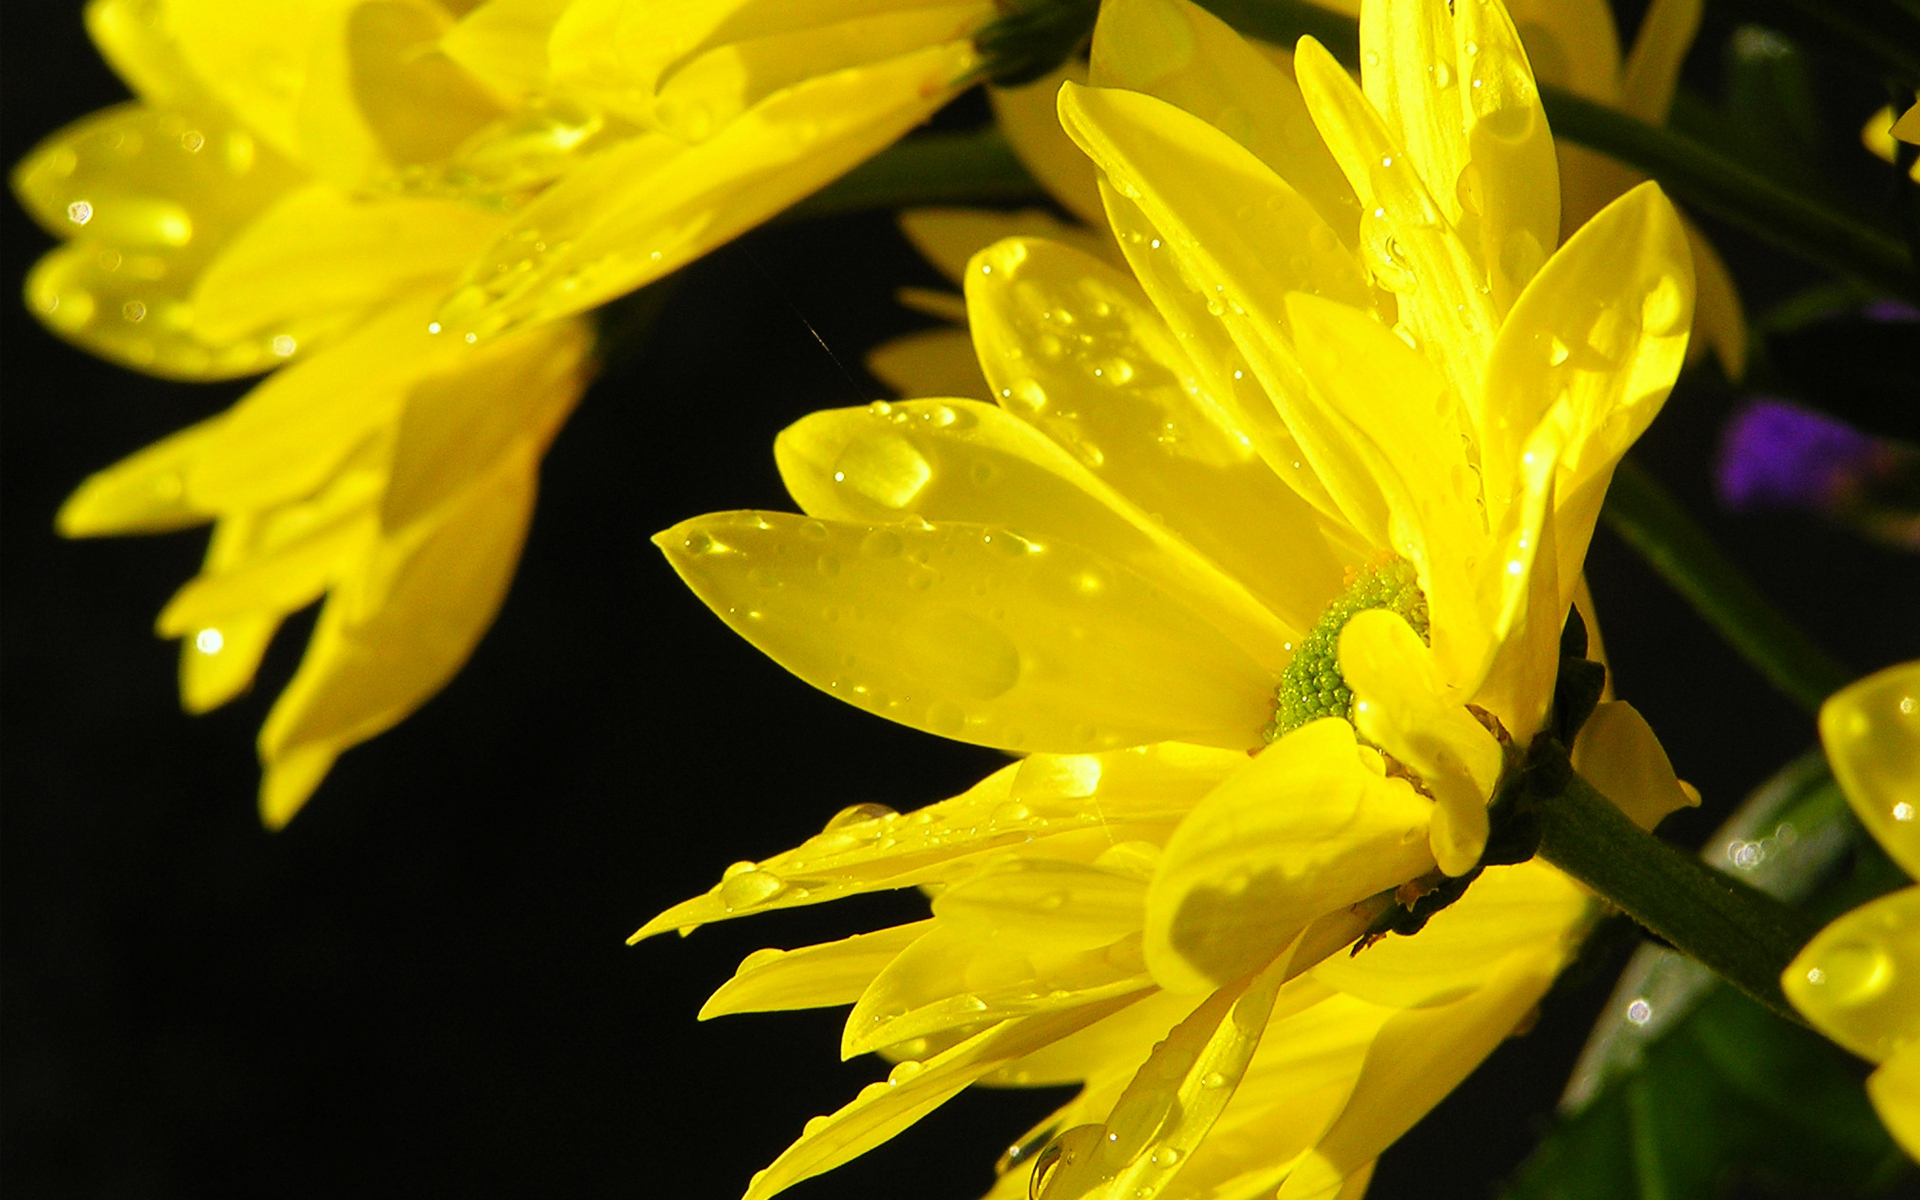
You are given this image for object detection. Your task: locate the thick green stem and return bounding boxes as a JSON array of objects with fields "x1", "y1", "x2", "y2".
[
  {"x1": 1537, "y1": 771, "x2": 1823, "y2": 1024},
  {"x1": 1196, "y1": 0, "x2": 1920, "y2": 301},
  {"x1": 1600, "y1": 461, "x2": 1853, "y2": 714},
  {"x1": 786, "y1": 128, "x2": 1044, "y2": 222}
]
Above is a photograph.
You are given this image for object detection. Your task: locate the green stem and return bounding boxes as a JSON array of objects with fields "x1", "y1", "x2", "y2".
[
  {"x1": 1196, "y1": 0, "x2": 1920, "y2": 301},
  {"x1": 1601, "y1": 460, "x2": 1853, "y2": 714},
  {"x1": 786, "y1": 128, "x2": 1044, "y2": 222},
  {"x1": 1537, "y1": 770, "x2": 1823, "y2": 1024}
]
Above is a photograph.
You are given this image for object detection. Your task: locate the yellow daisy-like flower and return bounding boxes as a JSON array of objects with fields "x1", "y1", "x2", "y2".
[
  {"x1": 644, "y1": 0, "x2": 1699, "y2": 1193},
  {"x1": 1783, "y1": 660, "x2": 1920, "y2": 1162},
  {"x1": 16, "y1": 0, "x2": 995, "y2": 823}
]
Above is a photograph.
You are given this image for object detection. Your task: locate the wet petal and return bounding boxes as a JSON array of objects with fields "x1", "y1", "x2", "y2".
[
  {"x1": 655, "y1": 511, "x2": 1277, "y2": 754},
  {"x1": 256, "y1": 443, "x2": 537, "y2": 827},
  {"x1": 1452, "y1": 0, "x2": 1560, "y2": 313},
  {"x1": 1502, "y1": 0, "x2": 1621, "y2": 102},
  {"x1": 1312, "y1": 861, "x2": 1590, "y2": 1007},
  {"x1": 179, "y1": 609, "x2": 280, "y2": 713},
  {"x1": 1034, "y1": 947, "x2": 1300, "y2": 1200},
  {"x1": 966, "y1": 236, "x2": 1344, "y2": 636},
  {"x1": 742, "y1": 997, "x2": 1148, "y2": 1200},
  {"x1": 1482, "y1": 181, "x2": 1692, "y2": 587},
  {"x1": 1782, "y1": 886, "x2": 1920, "y2": 1064},
  {"x1": 1819, "y1": 661, "x2": 1920, "y2": 879},
  {"x1": 898, "y1": 207, "x2": 1106, "y2": 287},
  {"x1": 1292, "y1": 37, "x2": 1497, "y2": 401},
  {"x1": 1090, "y1": 0, "x2": 1359, "y2": 242},
  {"x1": 167, "y1": 0, "x2": 344, "y2": 159},
  {"x1": 700, "y1": 921, "x2": 934, "y2": 1019},
  {"x1": 1360, "y1": 0, "x2": 1471, "y2": 229},
  {"x1": 1146, "y1": 718, "x2": 1436, "y2": 994},
  {"x1": 1340, "y1": 608, "x2": 1505, "y2": 875},
  {"x1": 633, "y1": 744, "x2": 1243, "y2": 939},
  {"x1": 438, "y1": 40, "x2": 978, "y2": 338},
  {"x1": 1571, "y1": 700, "x2": 1699, "y2": 832},
  {"x1": 57, "y1": 416, "x2": 226, "y2": 535},
  {"x1": 85, "y1": 0, "x2": 200, "y2": 107}
]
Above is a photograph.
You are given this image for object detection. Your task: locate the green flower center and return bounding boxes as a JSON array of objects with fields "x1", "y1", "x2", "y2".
[{"x1": 1266, "y1": 557, "x2": 1430, "y2": 742}]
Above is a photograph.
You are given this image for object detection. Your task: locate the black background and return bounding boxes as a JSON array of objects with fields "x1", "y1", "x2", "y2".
[{"x1": 5, "y1": 4, "x2": 1918, "y2": 1198}]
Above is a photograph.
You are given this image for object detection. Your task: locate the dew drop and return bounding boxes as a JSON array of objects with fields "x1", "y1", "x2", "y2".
[{"x1": 719, "y1": 866, "x2": 787, "y2": 911}]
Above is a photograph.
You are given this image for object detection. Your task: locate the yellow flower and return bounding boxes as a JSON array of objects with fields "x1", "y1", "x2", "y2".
[
  {"x1": 16, "y1": 0, "x2": 997, "y2": 823},
  {"x1": 1783, "y1": 660, "x2": 1920, "y2": 1162},
  {"x1": 645, "y1": 0, "x2": 1699, "y2": 1193}
]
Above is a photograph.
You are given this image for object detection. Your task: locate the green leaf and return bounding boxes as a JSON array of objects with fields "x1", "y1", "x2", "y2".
[{"x1": 1506, "y1": 987, "x2": 1910, "y2": 1200}]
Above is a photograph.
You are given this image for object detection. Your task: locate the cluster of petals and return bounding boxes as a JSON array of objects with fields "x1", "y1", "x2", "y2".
[
  {"x1": 1783, "y1": 661, "x2": 1920, "y2": 1160},
  {"x1": 15, "y1": 0, "x2": 995, "y2": 823},
  {"x1": 649, "y1": 0, "x2": 1701, "y2": 1195}
]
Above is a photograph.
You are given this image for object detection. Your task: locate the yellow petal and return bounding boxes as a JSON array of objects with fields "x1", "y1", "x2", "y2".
[
  {"x1": 1291, "y1": 37, "x2": 1498, "y2": 398},
  {"x1": 1685, "y1": 217, "x2": 1748, "y2": 380},
  {"x1": 1360, "y1": 0, "x2": 1471, "y2": 232},
  {"x1": 85, "y1": 0, "x2": 199, "y2": 108},
  {"x1": 1617, "y1": 0, "x2": 1702, "y2": 124},
  {"x1": 1146, "y1": 718, "x2": 1436, "y2": 994},
  {"x1": 1035, "y1": 947, "x2": 1300, "y2": 1200},
  {"x1": 634, "y1": 744, "x2": 1241, "y2": 940},
  {"x1": 1090, "y1": 0, "x2": 1359, "y2": 242},
  {"x1": 1782, "y1": 886, "x2": 1920, "y2": 1064},
  {"x1": 700, "y1": 921, "x2": 934, "y2": 1019},
  {"x1": 1895, "y1": 101, "x2": 1920, "y2": 145},
  {"x1": 989, "y1": 64, "x2": 1106, "y2": 228},
  {"x1": 1867, "y1": 1041, "x2": 1920, "y2": 1162},
  {"x1": 439, "y1": 40, "x2": 978, "y2": 338},
  {"x1": 191, "y1": 185, "x2": 504, "y2": 346},
  {"x1": 1500, "y1": 0, "x2": 1621, "y2": 103},
  {"x1": 382, "y1": 317, "x2": 590, "y2": 531},
  {"x1": 1164, "y1": 990, "x2": 1390, "y2": 1198},
  {"x1": 293, "y1": 0, "x2": 504, "y2": 187},
  {"x1": 439, "y1": 0, "x2": 571, "y2": 104},
  {"x1": 1339, "y1": 608, "x2": 1505, "y2": 876},
  {"x1": 744, "y1": 997, "x2": 1149, "y2": 1200},
  {"x1": 1093, "y1": 184, "x2": 1355, "y2": 539},
  {"x1": 866, "y1": 327, "x2": 989, "y2": 401},
  {"x1": 985, "y1": 988, "x2": 1205, "y2": 1088},
  {"x1": 167, "y1": 0, "x2": 347, "y2": 159},
  {"x1": 183, "y1": 291, "x2": 457, "y2": 513},
  {"x1": 1464, "y1": 422, "x2": 1563, "y2": 743},
  {"x1": 158, "y1": 510, "x2": 373, "y2": 637},
  {"x1": 256, "y1": 444, "x2": 537, "y2": 827},
  {"x1": 654, "y1": 511, "x2": 1277, "y2": 754},
  {"x1": 844, "y1": 916, "x2": 1150, "y2": 1058},
  {"x1": 644, "y1": 4, "x2": 987, "y2": 143},
  {"x1": 1571, "y1": 701, "x2": 1698, "y2": 832},
  {"x1": 57, "y1": 416, "x2": 225, "y2": 536},
  {"x1": 966, "y1": 236, "x2": 1345, "y2": 636},
  {"x1": 1819, "y1": 661, "x2": 1920, "y2": 879},
  {"x1": 778, "y1": 396, "x2": 1296, "y2": 669},
  {"x1": 1280, "y1": 291, "x2": 1483, "y2": 655},
  {"x1": 898, "y1": 207, "x2": 1106, "y2": 286},
  {"x1": 1482, "y1": 181, "x2": 1692, "y2": 591},
  {"x1": 179, "y1": 610, "x2": 280, "y2": 713},
  {"x1": 1312, "y1": 861, "x2": 1590, "y2": 1007},
  {"x1": 1277, "y1": 946, "x2": 1564, "y2": 1199}
]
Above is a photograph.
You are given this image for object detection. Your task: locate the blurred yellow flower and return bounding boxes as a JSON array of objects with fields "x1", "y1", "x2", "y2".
[
  {"x1": 1783, "y1": 660, "x2": 1920, "y2": 1161},
  {"x1": 16, "y1": 0, "x2": 996, "y2": 824},
  {"x1": 647, "y1": 0, "x2": 1698, "y2": 1194}
]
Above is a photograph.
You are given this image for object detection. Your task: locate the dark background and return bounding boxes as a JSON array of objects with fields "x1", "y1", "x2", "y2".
[{"x1": 5, "y1": 4, "x2": 1918, "y2": 1198}]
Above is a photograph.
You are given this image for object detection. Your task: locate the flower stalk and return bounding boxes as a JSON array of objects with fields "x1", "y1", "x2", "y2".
[
  {"x1": 1524, "y1": 759, "x2": 1825, "y2": 1025},
  {"x1": 1601, "y1": 460, "x2": 1854, "y2": 713}
]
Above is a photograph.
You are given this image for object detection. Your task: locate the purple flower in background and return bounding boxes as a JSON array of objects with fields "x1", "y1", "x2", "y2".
[{"x1": 1717, "y1": 398, "x2": 1920, "y2": 548}]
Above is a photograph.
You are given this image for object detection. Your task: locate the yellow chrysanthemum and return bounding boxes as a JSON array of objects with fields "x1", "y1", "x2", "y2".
[
  {"x1": 16, "y1": 0, "x2": 996, "y2": 823},
  {"x1": 877, "y1": 0, "x2": 1741, "y2": 411},
  {"x1": 644, "y1": 0, "x2": 1699, "y2": 1194},
  {"x1": 1783, "y1": 661, "x2": 1920, "y2": 1161}
]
